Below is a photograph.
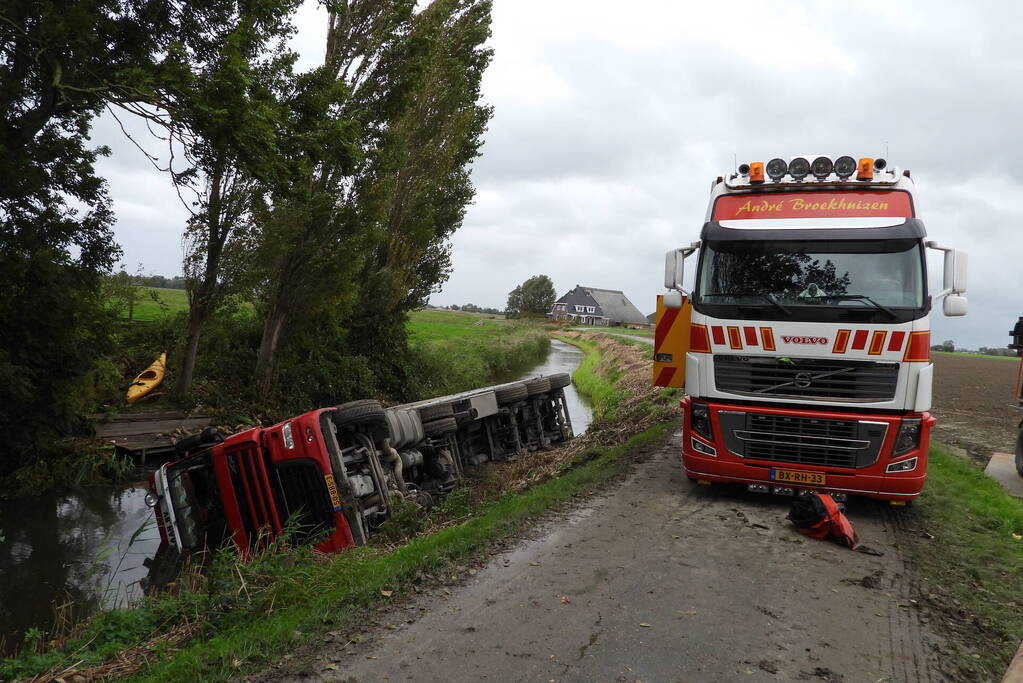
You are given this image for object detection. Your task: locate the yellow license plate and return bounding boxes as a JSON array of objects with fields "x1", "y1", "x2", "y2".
[
  {"x1": 324, "y1": 473, "x2": 343, "y2": 511},
  {"x1": 771, "y1": 469, "x2": 826, "y2": 486}
]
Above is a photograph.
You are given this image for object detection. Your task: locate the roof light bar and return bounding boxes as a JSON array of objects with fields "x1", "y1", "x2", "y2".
[{"x1": 749, "y1": 161, "x2": 765, "y2": 183}]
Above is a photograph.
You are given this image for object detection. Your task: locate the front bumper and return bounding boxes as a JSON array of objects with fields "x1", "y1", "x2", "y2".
[{"x1": 680, "y1": 398, "x2": 933, "y2": 500}]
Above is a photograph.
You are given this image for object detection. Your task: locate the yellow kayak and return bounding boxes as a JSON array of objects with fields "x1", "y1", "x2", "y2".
[{"x1": 127, "y1": 352, "x2": 167, "y2": 404}]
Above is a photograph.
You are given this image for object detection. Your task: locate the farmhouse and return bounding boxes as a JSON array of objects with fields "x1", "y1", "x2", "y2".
[{"x1": 549, "y1": 285, "x2": 648, "y2": 327}]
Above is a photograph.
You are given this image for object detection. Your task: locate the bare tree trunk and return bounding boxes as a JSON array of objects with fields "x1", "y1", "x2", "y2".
[
  {"x1": 255, "y1": 295, "x2": 289, "y2": 402},
  {"x1": 175, "y1": 308, "x2": 207, "y2": 395}
]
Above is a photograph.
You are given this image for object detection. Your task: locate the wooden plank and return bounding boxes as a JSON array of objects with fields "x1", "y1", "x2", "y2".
[{"x1": 95, "y1": 416, "x2": 212, "y2": 439}]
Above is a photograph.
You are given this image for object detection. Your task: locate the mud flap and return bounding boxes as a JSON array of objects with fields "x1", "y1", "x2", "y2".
[{"x1": 653, "y1": 294, "x2": 691, "y2": 388}]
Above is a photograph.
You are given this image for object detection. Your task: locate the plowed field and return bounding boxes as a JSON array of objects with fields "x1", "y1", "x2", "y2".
[{"x1": 931, "y1": 352, "x2": 1021, "y2": 458}]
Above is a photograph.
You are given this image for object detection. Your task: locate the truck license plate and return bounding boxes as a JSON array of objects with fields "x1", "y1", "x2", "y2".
[
  {"x1": 771, "y1": 469, "x2": 826, "y2": 486},
  {"x1": 324, "y1": 473, "x2": 343, "y2": 512}
]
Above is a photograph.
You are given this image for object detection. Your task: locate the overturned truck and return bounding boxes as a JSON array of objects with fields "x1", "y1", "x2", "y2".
[{"x1": 146, "y1": 374, "x2": 574, "y2": 560}]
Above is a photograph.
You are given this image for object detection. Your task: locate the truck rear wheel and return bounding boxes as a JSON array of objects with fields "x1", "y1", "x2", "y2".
[
  {"x1": 547, "y1": 372, "x2": 571, "y2": 390},
  {"x1": 1015, "y1": 428, "x2": 1023, "y2": 478},
  {"x1": 495, "y1": 383, "x2": 528, "y2": 405},
  {"x1": 423, "y1": 416, "x2": 458, "y2": 436},
  {"x1": 525, "y1": 378, "x2": 551, "y2": 396},
  {"x1": 418, "y1": 402, "x2": 454, "y2": 422}
]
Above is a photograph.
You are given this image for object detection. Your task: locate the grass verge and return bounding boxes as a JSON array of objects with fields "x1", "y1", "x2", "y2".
[
  {"x1": 909, "y1": 443, "x2": 1023, "y2": 678},
  {"x1": 554, "y1": 335, "x2": 626, "y2": 419}
]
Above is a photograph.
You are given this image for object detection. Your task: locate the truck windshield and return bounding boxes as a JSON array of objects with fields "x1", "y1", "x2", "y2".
[
  {"x1": 695, "y1": 238, "x2": 925, "y2": 321},
  {"x1": 166, "y1": 456, "x2": 227, "y2": 551}
]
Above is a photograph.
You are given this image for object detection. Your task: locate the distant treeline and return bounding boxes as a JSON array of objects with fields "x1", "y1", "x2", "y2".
[{"x1": 122, "y1": 273, "x2": 187, "y2": 290}]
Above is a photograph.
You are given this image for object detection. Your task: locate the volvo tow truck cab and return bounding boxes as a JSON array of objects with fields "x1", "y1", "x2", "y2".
[{"x1": 655, "y1": 155, "x2": 967, "y2": 502}]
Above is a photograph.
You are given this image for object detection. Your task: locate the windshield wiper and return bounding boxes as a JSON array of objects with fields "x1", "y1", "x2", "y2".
[
  {"x1": 701, "y1": 292, "x2": 791, "y2": 316},
  {"x1": 812, "y1": 294, "x2": 897, "y2": 319}
]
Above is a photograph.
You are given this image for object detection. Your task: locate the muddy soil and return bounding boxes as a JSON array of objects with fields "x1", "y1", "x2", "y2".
[
  {"x1": 261, "y1": 435, "x2": 959, "y2": 683},
  {"x1": 931, "y1": 354, "x2": 1021, "y2": 459}
]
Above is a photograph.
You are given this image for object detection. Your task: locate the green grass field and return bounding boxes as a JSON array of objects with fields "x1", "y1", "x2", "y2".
[
  {"x1": 114, "y1": 287, "x2": 189, "y2": 321},
  {"x1": 933, "y1": 350, "x2": 1018, "y2": 360},
  {"x1": 406, "y1": 309, "x2": 511, "y2": 343}
]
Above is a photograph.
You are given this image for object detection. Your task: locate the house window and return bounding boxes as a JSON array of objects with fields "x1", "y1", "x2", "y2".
[
  {"x1": 586, "y1": 306, "x2": 595, "y2": 313},
  {"x1": 575, "y1": 305, "x2": 584, "y2": 312}
]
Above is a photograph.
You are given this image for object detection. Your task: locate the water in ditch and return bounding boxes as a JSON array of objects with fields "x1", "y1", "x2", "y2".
[{"x1": 0, "y1": 339, "x2": 592, "y2": 653}]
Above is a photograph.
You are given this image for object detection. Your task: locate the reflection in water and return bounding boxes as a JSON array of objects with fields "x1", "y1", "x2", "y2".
[
  {"x1": 0, "y1": 339, "x2": 592, "y2": 652},
  {"x1": 0, "y1": 487, "x2": 162, "y2": 652}
]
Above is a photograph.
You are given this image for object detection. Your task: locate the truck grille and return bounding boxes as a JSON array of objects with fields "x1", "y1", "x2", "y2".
[
  {"x1": 717, "y1": 412, "x2": 887, "y2": 469},
  {"x1": 226, "y1": 448, "x2": 280, "y2": 547},
  {"x1": 714, "y1": 355, "x2": 899, "y2": 402},
  {"x1": 269, "y1": 458, "x2": 335, "y2": 545}
]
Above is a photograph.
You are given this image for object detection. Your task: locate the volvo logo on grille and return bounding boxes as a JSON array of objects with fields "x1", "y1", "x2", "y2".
[{"x1": 794, "y1": 372, "x2": 813, "y2": 388}]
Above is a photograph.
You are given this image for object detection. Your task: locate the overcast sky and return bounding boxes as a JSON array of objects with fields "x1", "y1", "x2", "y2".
[{"x1": 93, "y1": 1, "x2": 1023, "y2": 350}]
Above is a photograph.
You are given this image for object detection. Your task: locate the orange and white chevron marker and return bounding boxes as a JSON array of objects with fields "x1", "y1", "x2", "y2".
[{"x1": 653, "y1": 294, "x2": 691, "y2": 388}]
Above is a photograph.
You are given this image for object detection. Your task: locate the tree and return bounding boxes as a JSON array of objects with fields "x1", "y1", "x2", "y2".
[
  {"x1": 0, "y1": 0, "x2": 233, "y2": 465},
  {"x1": 507, "y1": 275, "x2": 556, "y2": 316}
]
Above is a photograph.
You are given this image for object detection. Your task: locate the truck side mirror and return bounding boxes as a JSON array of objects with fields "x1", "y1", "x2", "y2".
[
  {"x1": 943, "y1": 294, "x2": 967, "y2": 317},
  {"x1": 942, "y1": 248, "x2": 968, "y2": 294},
  {"x1": 664, "y1": 249, "x2": 685, "y2": 290},
  {"x1": 663, "y1": 291, "x2": 683, "y2": 309}
]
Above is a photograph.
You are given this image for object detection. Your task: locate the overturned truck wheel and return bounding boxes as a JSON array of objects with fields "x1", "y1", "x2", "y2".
[
  {"x1": 525, "y1": 378, "x2": 551, "y2": 396},
  {"x1": 333, "y1": 399, "x2": 387, "y2": 426},
  {"x1": 418, "y1": 402, "x2": 454, "y2": 422},
  {"x1": 495, "y1": 383, "x2": 528, "y2": 405},
  {"x1": 423, "y1": 416, "x2": 458, "y2": 436},
  {"x1": 547, "y1": 372, "x2": 571, "y2": 390}
]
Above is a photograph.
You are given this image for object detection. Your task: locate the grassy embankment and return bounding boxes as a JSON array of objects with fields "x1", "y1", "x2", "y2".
[
  {"x1": 1, "y1": 332, "x2": 675, "y2": 682},
  {"x1": 911, "y1": 445, "x2": 1023, "y2": 678},
  {"x1": 406, "y1": 310, "x2": 549, "y2": 397}
]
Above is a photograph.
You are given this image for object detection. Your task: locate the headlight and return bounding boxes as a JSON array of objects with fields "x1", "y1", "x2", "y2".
[
  {"x1": 834, "y1": 155, "x2": 856, "y2": 178},
  {"x1": 788, "y1": 157, "x2": 810, "y2": 180},
  {"x1": 887, "y1": 457, "x2": 918, "y2": 473},
  {"x1": 766, "y1": 158, "x2": 788, "y2": 181},
  {"x1": 893, "y1": 417, "x2": 922, "y2": 456},
  {"x1": 690, "y1": 401, "x2": 713, "y2": 440},
  {"x1": 144, "y1": 492, "x2": 157, "y2": 508},
  {"x1": 811, "y1": 156, "x2": 834, "y2": 179}
]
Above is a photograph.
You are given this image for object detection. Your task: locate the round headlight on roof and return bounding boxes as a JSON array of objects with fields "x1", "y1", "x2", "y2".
[
  {"x1": 811, "y1": 156, "x2": 834, "y2": 179},
  {"x1": 766, "y1": 158, "x2": 788, "y2": 181},
  {"x1": 788, "y1": 157, "x2": 810, "y2": 180},
  {"x1": 873, "y1": 157, "x2": 887, "y2": 170},
  {"x1": 834, "y1": 155, "x2": 856, "y2": 178},
  {"x1": 737, "y1": 163, "x2": 751, "y2": 175}
]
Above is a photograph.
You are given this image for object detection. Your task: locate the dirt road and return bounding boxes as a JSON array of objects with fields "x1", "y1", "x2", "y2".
[{"x1": 271, "y1": 434, "x2": 946, "y2": 683}]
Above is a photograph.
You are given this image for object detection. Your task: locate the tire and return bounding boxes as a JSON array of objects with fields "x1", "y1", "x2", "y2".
[
  {"x1": 547, "y1": 373, "x2": 571, "y2": 390},
  {"x1": 1015, "y1": 429, "x2": 1023, "y2": 478},
  {"x1": 495, "y1": 383, "x2": 528, "y2": 405},
  {"x1": 525, "y1": 378, "x2": 551, "y2": 396},
  {"x1": 333, "y1": 399, "x2": 386, "y2": 426},
  {"x1": 418, "y1": 402, "x2": 454, "y2": 422},
  {"x1": 423, "y1": 416, "x2": 458, "y2": 436}
]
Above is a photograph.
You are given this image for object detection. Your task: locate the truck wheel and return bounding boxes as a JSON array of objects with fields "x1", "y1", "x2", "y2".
[
  {"x1": 1015, "y1": 429, "x2": 1023, "y2": 478},
  {"x1": 423, "y1": 416, "x2": 458, "y2": 436},
  {"x1": 418, "y1": 402, "x2": 454, "y2": 422},
  {"x1": 547, "y1": 373, "x2": 571, "y2": 390},
  {"x1": 495, "y1": 383, "x2": 528, "y2": 405},
  {"x1": 334, "y1": 399, "x2": 387, "y2": 426},
  {"x1": 525, "y1": 378, "x2": 551, "y2": 396}
]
